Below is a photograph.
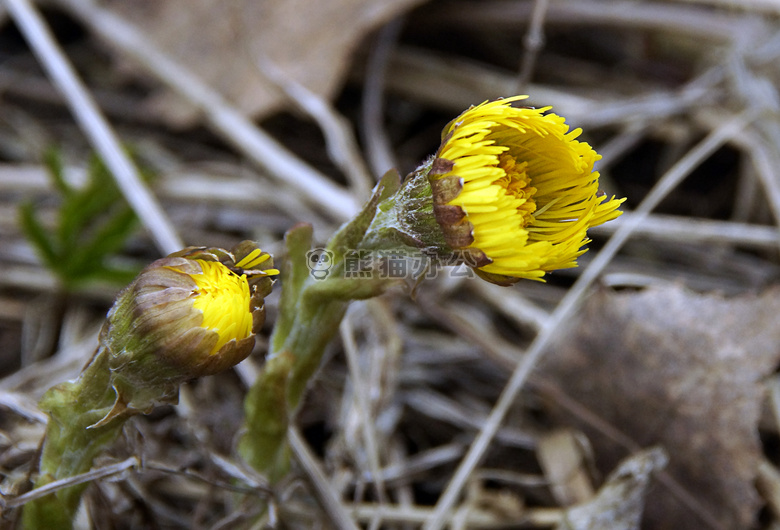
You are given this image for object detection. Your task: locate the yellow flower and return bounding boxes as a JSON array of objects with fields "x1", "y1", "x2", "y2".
[
  {"x1": 429, "y1": 95, "x2": 624, "y2": 283},
  {"x1": 190, "y1": 260, "x2": 254, "y2": 354},
  {"x1": 103, "y1": 242, "x2": 279, "y2": 389},
  {"x1": 187, "y1": 248, "x2": 277, "y2": 355}
]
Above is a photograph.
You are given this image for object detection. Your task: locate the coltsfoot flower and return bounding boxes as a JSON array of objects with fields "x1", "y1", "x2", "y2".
[
  {"x1": 103, "y1": 241, "x2": 279, "y2": 393},
  {"x1": 427, "y1": 95, "x2": 624, "y2": 283},
  {"x1": 23, "y1": 242, "x2": 279, "y2": 528}
]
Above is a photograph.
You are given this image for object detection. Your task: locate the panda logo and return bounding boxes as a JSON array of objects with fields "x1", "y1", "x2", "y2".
[{"x1": 305, "y1": 248, "x2": 335, "y2": 280}]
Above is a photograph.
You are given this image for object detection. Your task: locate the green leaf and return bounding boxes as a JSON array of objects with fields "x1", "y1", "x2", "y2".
[
  {"x1": 65, "y1": 207, "x2": 138, "y2": 284},
  {"x1": 19, "y1": 201, "x2": 59, "y2": 272},
  {"x1": 19, "y1": 148, "x2": 146, "y2": 291},
  {"x1": 88, "y1": 266, "x2": 139, "y2": 287},
  {"x1": 43, "y1": 149, "x2": 72, "y2": 198},
  {"x1": 57, "y1": 157, "x2": 124, "y2": 251}
]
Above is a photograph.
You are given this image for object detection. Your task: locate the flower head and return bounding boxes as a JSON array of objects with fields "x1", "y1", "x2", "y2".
[
  {"x1": 102, "y1": 241, "x2": 278, "y2": 389},
  {"x1": 428, "y1": 95, "x2": 624, "y2": 283}
]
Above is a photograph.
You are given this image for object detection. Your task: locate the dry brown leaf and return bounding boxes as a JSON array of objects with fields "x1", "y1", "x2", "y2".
[
  {"x1": 105, "y1": 0, "x2": 426, "y2": 126},
  {"x1": 540, "y1": 285, "x2": 780, "y2": 529},
  {"x1": 560, "y1": 447, "x2": 668, "y2": 530}
]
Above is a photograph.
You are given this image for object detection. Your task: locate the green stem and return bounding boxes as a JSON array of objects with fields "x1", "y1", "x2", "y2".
[
  {"x1": 239, "y1": 268, "x2": 403, "y2": 479},
  {"x1": 240, "y1": 294, "x2": 348, "y2": 481},
  {"x1": 23, "y1": 348, "x2": 130, "y2": 528},
  {"x1": 239, "y1": 171, "x2": 407, "y2": 480},
  {"x1": 283, "y1": 297, "x2": 348, "y2": 412}
]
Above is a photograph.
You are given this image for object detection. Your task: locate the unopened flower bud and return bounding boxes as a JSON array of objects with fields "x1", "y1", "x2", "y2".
[
  {"x1": 23, "y1": 242, "x2": 279, "y2": 527},
  {"x1": 102, "y1": 242, "x2": 278, "y2": 395}
]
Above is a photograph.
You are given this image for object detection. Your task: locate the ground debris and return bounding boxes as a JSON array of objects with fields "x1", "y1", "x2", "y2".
[{"x1": 542, "y1": 285, "x2": 780, "y2": 528}]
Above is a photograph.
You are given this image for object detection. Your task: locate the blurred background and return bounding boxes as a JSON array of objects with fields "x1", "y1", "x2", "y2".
[{"x1": 2, "y1": 0, "x2": 780, "y2": 528}]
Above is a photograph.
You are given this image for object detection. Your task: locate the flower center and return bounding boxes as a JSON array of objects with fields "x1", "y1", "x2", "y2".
[
  {"x1": 190, "y1": 259, "x2": 253, "y2": 355},
  {"x1": 497, "y1": 153, "x2": 537, "y2": 227}
]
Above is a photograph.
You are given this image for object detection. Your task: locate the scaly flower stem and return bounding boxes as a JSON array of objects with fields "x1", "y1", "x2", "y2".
[
  {"x1": 284, "y1": 297, "x2": 349, "y2": 412},
  {"x1": 23, "y1": 348, "x2": 130, "y2": 529},
  {"x1": 240, "y1": 172, "x2": 404, "y2": 481},
  {"x1": 241, "y1": 294, "x2": 348, "y2": 481},
  {"x1": 240, "y1": 260, "x2": 394, "y2": 481}
]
